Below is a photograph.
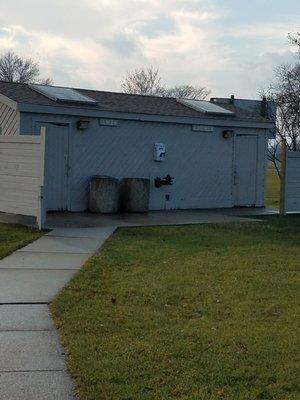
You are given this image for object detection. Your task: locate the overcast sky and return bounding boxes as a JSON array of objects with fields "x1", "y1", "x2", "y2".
[{"x1": 0, "y1": 0, "x2": 299, "y2": 98}]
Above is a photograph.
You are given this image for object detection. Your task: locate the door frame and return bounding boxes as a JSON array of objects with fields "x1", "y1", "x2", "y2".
[
  {"x1": 233, "y1": 133, "x2": 259, "y2": 207},
  {"x1": 33, "y1": 119, "x2": 71, "y2": 211}
]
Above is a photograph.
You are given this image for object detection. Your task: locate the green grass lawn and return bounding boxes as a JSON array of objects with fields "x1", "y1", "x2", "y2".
[
  {"x1": 266, "y1": 167, "x2": 280, "y2": 208},
  {"x1": 51, "y1": 217, "x2": 300, "y2": 400},
  {"x1": 0, "y1": 223, "x2": 42, "y2": 259}
]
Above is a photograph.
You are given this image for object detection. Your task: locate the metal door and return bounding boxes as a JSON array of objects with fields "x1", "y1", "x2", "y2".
[
  {"x1": 35, "y1": 122, "x2": 69, "y2": 211},
  {"x1": 234, "y1": 134, "x2": 258, "y2": 207}
]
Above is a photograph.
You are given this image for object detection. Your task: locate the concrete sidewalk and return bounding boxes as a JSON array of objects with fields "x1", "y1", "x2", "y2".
[
  {"x1": 1, "y1": 207, "x2": 276, "y2": 230},
  {"x1": 46, "y1": 208, "x2": 269, "y2": 229},
  {"x1": 0, "y1": 226, "x2": 115, "y2": 400}
]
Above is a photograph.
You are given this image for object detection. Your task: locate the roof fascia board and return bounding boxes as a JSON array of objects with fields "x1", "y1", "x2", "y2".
[
  {"x1": 0, "y1": 93, "x2": 18, "y2": 110},
  {"x1": 18, "y1": 103, "x2": 274, "y2": 129}
]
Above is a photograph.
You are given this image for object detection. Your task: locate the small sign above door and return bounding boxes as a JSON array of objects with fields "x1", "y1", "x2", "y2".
[
  {"x1": 191, "y1": 125, "x2": 214, "y2": 132},
  {"x1": 99, "y1": 119, "x2": 119, "y2": 127}
]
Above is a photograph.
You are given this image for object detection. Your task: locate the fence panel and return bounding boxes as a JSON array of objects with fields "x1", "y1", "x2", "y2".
[
  {"x1": 0, "y1": 128, "x2": 46, "y2": 228},
  {"x1": 285, "y1": 151, "x2": 300, "y2": 213}
]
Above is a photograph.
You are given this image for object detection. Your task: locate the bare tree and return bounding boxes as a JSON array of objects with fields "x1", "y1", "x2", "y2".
[
  {"x1": 121, "y1": 66, "x2": 164, "y2": 96},
  {"x1": 267, "y1": 134, "x2": 281, "y2": 177},
  {"x1": 164, "y1": 84, "x2": 210, "y2": 100},
  {"x1": 121, "y1": 66, "x2": 210, "y2": 99},
  {"x1": 0, "y1": 51, "x2": 53, "y2": 84},
  {"x1": 288, "y1": 32, "x2": 300, "y2": 50},
  {"x1": 265, "y1": 34, "x2": 300, "y2": 177}
]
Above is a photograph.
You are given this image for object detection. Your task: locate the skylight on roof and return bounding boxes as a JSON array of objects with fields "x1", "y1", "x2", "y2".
[
  {"x1": 177, "y1": 98, "x2": 235, "y2": 115},
  {"x1": 30, "y1": 84, "x2": 97, "y2": 105}
]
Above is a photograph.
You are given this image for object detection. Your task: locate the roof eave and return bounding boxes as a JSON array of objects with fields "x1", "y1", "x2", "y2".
[{"x1": 17, "y1": 102, "x2": 275, "y2": 130}]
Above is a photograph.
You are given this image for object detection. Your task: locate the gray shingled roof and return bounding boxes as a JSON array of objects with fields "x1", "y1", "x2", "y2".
[{"x1": 0, "y1": 80, "x2": 267, "y2": 122}]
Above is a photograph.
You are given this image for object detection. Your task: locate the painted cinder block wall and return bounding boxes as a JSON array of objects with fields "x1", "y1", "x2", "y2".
[{"x1": 20, "y1": 112, "x2": 267, "y2": 211}]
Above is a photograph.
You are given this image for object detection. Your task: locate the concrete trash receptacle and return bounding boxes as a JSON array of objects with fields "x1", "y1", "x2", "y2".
[
  {"x1": 120, "y1": 178, "x2": 150, "y2": 213},
  {"x1": 89, "y1": 176, "x2": 119, "y2": 213}
]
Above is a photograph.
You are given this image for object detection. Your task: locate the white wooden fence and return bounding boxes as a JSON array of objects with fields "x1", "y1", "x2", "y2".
[
  {"x1": 285, "y1": 151, "x2": 300, "y2": 213},
  {"x1": 0, "y1": 128, "x2": 46, "y2": 229},
  {"x1": 280, "y1": 142, "x2": 300, "y2": 214}
]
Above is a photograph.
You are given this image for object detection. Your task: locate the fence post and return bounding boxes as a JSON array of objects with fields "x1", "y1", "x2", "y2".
[
  {"x1": 37, "y1": 127, "x2": 46, "y2": 229},
  {"x1": 279, "y1": 139, "x2": 287, "y2": 216}
]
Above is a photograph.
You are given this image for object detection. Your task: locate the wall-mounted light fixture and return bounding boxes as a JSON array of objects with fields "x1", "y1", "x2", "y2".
[
  {"x1": 77, "y1": 120, "x2": 90, "y2": 130},
  {"x1": 222, "y1": 130, "x2": 234, "y2": 139}
]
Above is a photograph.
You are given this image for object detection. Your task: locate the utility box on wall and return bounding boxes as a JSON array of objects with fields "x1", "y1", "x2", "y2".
[{"x1": 153, "y1": 143, "x2": 166, "y2": 162}]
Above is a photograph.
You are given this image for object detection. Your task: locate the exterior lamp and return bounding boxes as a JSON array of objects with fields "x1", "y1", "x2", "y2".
[
  {"x1": 77, "y1": 120, "x2": 90, "y2": 130},
  {"x1": 222, "y1": 130, "x2": 234, "y2": 139}
]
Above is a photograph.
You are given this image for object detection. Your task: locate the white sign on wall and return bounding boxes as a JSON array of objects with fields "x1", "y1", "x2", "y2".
[
  {"x1": 192, "y1": 125, "x2": 214, "y2": 132},
  {"x1": 99, "y1": 119, "x2": 119, "y2": 127},
  {"x1": 154, "y1": 143, "x2": 166, "y2": 161}
]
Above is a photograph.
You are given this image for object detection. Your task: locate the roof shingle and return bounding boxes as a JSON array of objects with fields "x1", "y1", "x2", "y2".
[{"x1": 0, "y1": 81, "x2": 268, "y2": 122}]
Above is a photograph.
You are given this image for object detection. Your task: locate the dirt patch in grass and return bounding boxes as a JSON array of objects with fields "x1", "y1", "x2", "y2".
[{"x1": 52, "y1": 216, "x2": 300, "y2": 400}]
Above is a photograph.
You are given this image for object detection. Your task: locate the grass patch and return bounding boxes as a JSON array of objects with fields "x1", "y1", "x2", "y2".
[
  {"x1": 0, "y1": 223, "x2": 43, "y2": 259},
  {"x1": 266, "y1": 167, "x2": 280, "y2": 208},
  {"x1": 52, "y1": 217, "x2": 300, "y2": 400}
]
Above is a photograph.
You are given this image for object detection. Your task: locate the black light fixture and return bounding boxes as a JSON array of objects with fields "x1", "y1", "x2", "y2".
[
  {"x1": 154, "y1": 174, "x2": 174, "y2": 188},
  {"x1": 222, "y1": 129, "x2": 234, "y2": 139},
  {"x1": 77, "y1": 120, "x2": 90, "y2": 130}
]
